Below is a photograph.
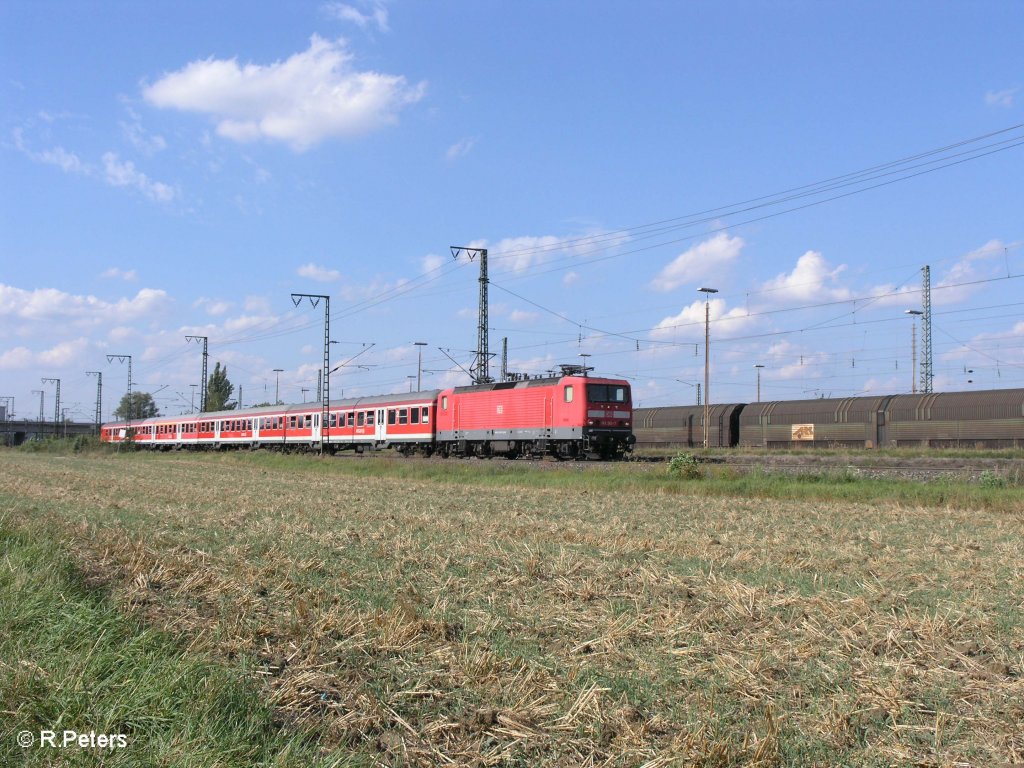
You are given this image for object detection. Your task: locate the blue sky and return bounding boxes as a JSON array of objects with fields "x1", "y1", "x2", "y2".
[{"x1": 2, "y1": 1, "x2": 1022, "y2": 422}]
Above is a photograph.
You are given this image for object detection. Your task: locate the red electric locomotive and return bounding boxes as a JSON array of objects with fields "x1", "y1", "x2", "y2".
[{"x1": 435, "y1": 372, "x2": 634, "y2": 459}]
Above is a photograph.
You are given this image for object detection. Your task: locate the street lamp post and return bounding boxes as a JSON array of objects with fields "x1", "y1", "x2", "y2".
[
  {"x1": 698, "y1": 288, "x2": 718, "y2": 448},
  {"x1": 754, "y1": 364, "x2": 765, "y2": 403},
  {"x1": 905, "y1": 310, "x2": 923, "y2": 394}
]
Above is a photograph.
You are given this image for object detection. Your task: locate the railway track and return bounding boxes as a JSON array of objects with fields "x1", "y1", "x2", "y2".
[
  {"x1": 648, "y1": 452, "x2": 1021, "y2": 483},
  {"x1": 332, "y1": 449, "x2": 1019, "y2": 483}
]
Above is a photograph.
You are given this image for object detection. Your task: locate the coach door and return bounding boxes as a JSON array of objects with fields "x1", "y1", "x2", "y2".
[{"x1": 376, "y1": 409, "x2": 386, "y2": 443}]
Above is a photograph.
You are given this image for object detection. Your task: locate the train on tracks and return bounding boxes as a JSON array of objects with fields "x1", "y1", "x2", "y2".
[
  {"x1": 635, "y1": 388, "x2": 1024, "y2": 450},
  {"x1": 100, "y1": 372, "x2": 636, "y2": 460}
]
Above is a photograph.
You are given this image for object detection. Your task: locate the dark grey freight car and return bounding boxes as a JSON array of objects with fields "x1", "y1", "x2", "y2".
[
  {"x1": 635, "y1": 387, "x2": 1024, "y2": 450},
  {"x1": 885, "y1": 389, "x2": 1024, "y2": 448},
  {"x1": 633, "y1": 404, "x2": 744, "y2": 449},
  {"x1": 738, "y1": 395, "x2": 893, "y2": 449}
]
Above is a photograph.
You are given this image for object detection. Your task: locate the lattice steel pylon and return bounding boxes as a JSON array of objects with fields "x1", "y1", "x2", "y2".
[
  {"x1": 41, "y1": 377, "x2": 60, "y2": 437},
  {"x1": 186, "y1": 336, "x2": 208, "y2": 412},
  {"x1": 921, "y1": 265, "x2": 933, "y2": 394},
  {"x1": 86, "y1": 371, "x2": 102, "y2": 434},
  {"x1": 291, "y1": 293, "x2": 330, "y2": 454},
  {"x1": 106, "y1": 354, "x2": 132, "y2": 440},
  {"x1": 451, "y1": 246, "x2": 492, "y2": 384}
]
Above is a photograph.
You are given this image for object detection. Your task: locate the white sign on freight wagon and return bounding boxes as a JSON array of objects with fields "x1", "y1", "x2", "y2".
[{"x1": 791, "y1": 423, "x2": 815, "y2": 441}]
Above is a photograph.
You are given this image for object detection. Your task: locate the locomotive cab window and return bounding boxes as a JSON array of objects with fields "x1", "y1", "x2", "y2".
[
  {"x1": 586, "y1": 384, "x2": 629, "y2": 403},
  {"x1": 564, "y1": 385, "x2": 574, "y2": 403},
  {"x1": 442, "y1": 396, "x2": 448, "y2": 410}
]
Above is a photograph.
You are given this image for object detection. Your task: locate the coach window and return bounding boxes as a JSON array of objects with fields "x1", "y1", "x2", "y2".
[
  {"x1": 347, "y1": 412, "x2": 354, "y2": 427},
  {"x1": 357, "y1": 412, "x2": 365, "y2": 427},
  {"x1": 388, "y1": 409, "x2": 396, "y2": 425},
  {"x1": 410, "y1": 407, "x2": 419, "y2": 424},
  {"x1": 399, "y1": 408, "x2": 408, "y2": 425},
  {"x1": 564, "y1": 385, "x2": 574, "y2": 403},
  {"x1": 366, "y1": 411, "x2": 374, "y2": 426},
  {"x1": 289, "y1": 415, "x2": 296, "y2": 429},
  {"x1": 422, "y1": 406, "x2": 429, "y2": 423}
]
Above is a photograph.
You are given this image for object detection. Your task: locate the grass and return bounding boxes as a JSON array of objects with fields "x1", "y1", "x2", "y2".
[
  {"x1": 2, "y1": 449, "x2": 1023, "y2": 766},
  {"x1": 0, "y1": 510, "x2": 355, "y2": 766}
]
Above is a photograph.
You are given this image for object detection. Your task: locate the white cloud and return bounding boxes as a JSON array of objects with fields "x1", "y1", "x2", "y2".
[
  {"x1": 0, "y1": 338, "x2": 88, "y2": 370},
  {"x1": 15, "y1": 129, "x2": 175, "y2": 203},
  {"x1": 244, "y1": 295, "x2": 272, "y2": 313},
  {"x1": 563, "y1": 271, "x2": 580, "y2": 286},
  {"x1": 761, "y1": 250, "x2": 849, "y2": 303},
  {"x1": 13, "y1": 129, "x2": 87, "y2": 174},
  {"x1": 985, "y1": 88, "x2": 1018, "y2": 107},
  {"x1": 193, "y1": 297, "x2": 233, "y2": 316},
  {"x1": 144, "y1": 35, "x2": 425, "y2": 151},
  {"x1": 323, "y1": 1, "x2": 390, "y2": 32},
  {"x1": 102, "y1": 152, "x2": 176, "y2": 202},
  {"x1": 108, "y1": 326, "x2": 137, "y2": 342},
  {"x1": 0, "y1": 284, "x2": 171, "y2": 325},
  {"x1": 650, "y1": 298, "x2": 756, "y2": 339},
  {"x1": 339, "y1": 276, "x2": 408, "y2": 303},
  {"x1": 100, "y1": 267, "x2": 138, "y2": 282},
  {"x1": 38, "y1": 145, "x2": 86, "y2": 174},
  {"x1": 420, "y1": 253, "x2": 445, "y2": 274},
  {"x1": 650, "y1": 233, "x2": 744, "y2": 292},
  {"x1": 120, "y1": 120, "x2": 167, "y2": 154},
  {"x1": 0, "y1": 346, "x2": 33, "y2": 370},
  {"x1": 931, "y1": 239, "x2": 1013, "y2": 305},
  {"x1": 446, "y1": 136, "x2": 476, "y2": 161},
  {"x1": 508, "y1": 309, "x2": 538, "y2": 324},
  {"x1": 297, "y1": 263, "x2": 342, "y2": 282}
]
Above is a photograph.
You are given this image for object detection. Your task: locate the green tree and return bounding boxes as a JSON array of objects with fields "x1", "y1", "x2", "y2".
[
  {"x1": 205, "y1": 362, "x2": 235, "y2": 412},
  {"x1": 113, "y1": 392, "x2": 159, "y2": 420}
]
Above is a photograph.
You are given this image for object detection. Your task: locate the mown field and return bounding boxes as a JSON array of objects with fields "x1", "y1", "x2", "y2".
[{"x1": 2, "y1": 449, "x2": 1023, "y2": 766}]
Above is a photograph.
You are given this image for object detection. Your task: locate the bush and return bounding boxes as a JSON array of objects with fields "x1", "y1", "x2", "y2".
[
  {"x1": 667, "y1": 452, "x2": 703, "y2": 480},
  {"x1": 978, "y1": 470, "x2": 1006, "y2": 489}
]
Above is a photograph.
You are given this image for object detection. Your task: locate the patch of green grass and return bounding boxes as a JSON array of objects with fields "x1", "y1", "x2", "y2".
[{"x1": 0, "y1": 514, "x2": 357, "y2": 767}]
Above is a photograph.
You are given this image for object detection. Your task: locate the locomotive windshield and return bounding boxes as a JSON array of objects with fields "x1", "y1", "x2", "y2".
[{"x1": 587, "y1": 384, "x2": 630, "y2": 403}]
